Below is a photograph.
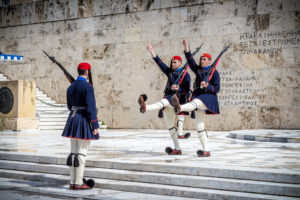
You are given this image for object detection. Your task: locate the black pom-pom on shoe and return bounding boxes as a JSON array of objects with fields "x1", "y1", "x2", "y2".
[
  {"x1": 86, "y1": 179, "x2": 95, "y2": 188},
  {"x1": 83, "y1": 178, "x2": 95, "y2": 188},
  {"x1": 184, "y1": 132, "x2": 191, "y2": 138},
  {"x1": 165, "y1": 147, "x2": 173, "y2": 154},
  {"x1": 141, "y1": 94, "x2": 147, "y2": 102}
]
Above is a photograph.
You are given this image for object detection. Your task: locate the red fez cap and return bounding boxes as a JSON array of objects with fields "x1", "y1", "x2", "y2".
[
  {"x1": 172, "y1": 56, "x2": 182, "y2": 61},
  {"x1": 78, "y1": 62, "x2": 91, "y2": 70},
  {"x1": 201, "y1": 53, "x2": 211, "y2": 59}
]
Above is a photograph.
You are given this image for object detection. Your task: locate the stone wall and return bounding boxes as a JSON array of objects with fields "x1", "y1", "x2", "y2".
[{"x1": 0, "y1": 0, "x2": 299, "y2": 130}]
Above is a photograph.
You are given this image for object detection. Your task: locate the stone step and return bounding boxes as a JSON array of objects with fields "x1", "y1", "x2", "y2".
[
  {"x1": 37, "y1": 112, "x2": 69, "y2": 116},
  {"x1": 0, "y1": 177, "x2": 197, "y2": 200},
  {"x1": 0, "y1": 153, "x2": 299, "y2": 184},
  {"x1": 36, "y1": 90, "x2": 44, "y2": 94},
  {"x1": 36, "y1": 97, "x2": 53, "y2": 102},
  {"x1": 38, "y1": 114, "x2": 69, "y2": 118},
  {"x1": 39, "y1": 118, "x2": 67, "y2": 122},
  {"x1": 36, "y1": 103, "x2": 66, "y2": 108},
  {"x1": 36, "y1": 106, "x2": 69, "y2": 111},
  {"x1": 39, "y1": 125, "x2": 66, "y2": 130},
  {"x1": 0, "y1": 159, "x2": 298, "y2": 197},
  {"x1": 99, "y1": 124, "x2": 108, "y2": 129},
  {"x1": 36, "y1": 100, "x2": 57, "y2": 104},
  {"x1": 36, "y1": 93, "x2": 48, "y2": 98},
  {"x1": 39, "y1": 121, "x2": 67, "y2": 126},
  {"x1": 0, "y1": 168, "x2": 298, "y2": 200}
]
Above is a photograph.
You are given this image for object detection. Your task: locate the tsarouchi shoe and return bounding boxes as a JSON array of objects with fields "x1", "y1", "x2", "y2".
[
  {"x1": 69, "y1": 184, "x2": 75, "y2": 190},
  {"x1": 165, "y1": 147, "x2": 182, "y2": 155},
  {"x1": 178, "y1": 132, "x2": 191, "y2": 139},
  {"x1": 171, "y1": 94, "x2": 181, "y2": 113},
  {"x1": 197, "y1": 150, "x2": 211, "y2": 157},
  {"x1": 138, "y1": 94, "x2": 147, "y2": 113},
  {"x1": 73, "y1": 184, "x2": 92, "y2": 190}
]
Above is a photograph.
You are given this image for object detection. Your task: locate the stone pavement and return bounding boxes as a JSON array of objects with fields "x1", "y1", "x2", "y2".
[
  {"x1": 1, "y1": 129, "x2": 299, "y2": 172},
  {"x1": 0, "y1": 129, "x2": 299, "y2": 199}
]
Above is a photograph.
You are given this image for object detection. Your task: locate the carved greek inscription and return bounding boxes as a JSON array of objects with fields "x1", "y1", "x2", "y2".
[
  {"x1": 239, "y1": 30, "x2": 300, "y2": 54},
  {"x1": 218, "y1": 70, "x2": 267, "y2": 107}
]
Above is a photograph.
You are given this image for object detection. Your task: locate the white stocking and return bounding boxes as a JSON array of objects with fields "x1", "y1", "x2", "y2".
[
  {"x1": 146, "y1": 98, "x2": 170, "y2": 112},
  {"x1": 164, "y1": 107, "x2": 181, "y2": 150},
  {"x1": 176, "y1": 115, "x2": 184, "y2": 136},
  {"x1": 74, "y1": 140, "x2": 91, "y2": 185},
  {"x1": 69, "y1": 139, "x2": 77, "y2": 184},
  {"x1": 195, "y1": 111, "x2": 209, "y2": 151}
]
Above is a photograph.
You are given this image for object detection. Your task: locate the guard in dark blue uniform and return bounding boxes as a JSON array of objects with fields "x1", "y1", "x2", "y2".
[
  {"x1": 172, "y1": 39, "x2": 221, "y2": 157},
  {"x1": 138, "y1": 44, "x2": 191, "y2": 155},
  {"x1": 62, "y1": 62, "x2": 99, "y2": 190}
]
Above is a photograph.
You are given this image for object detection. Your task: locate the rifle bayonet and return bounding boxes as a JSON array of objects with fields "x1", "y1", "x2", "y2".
[{"x1": 43, "y1": 50, "x2": 75, "y2": 83}]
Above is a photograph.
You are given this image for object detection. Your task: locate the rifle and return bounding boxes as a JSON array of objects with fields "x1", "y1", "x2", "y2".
[
  {"x1": 43, "y1": 50, "x2": 75, "y2": 83},
  {"x1": 174, "y1": 42, "x2": 204, "y2": 85},
  {"x1": 201, "y1": 42, "x2": 232, "y2": 87}
]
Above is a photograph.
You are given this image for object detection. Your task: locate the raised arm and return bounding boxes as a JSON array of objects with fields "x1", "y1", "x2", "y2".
[
  {"x1": 147, "y1": 44, "x2": 157, "y2": 58},
  {"x1": 183, "y1": 39, "x2": 190, "y2": 53},
  {"x1": 147, "y1": 44, "x2": 169, "y2": 75},
  {"x1": 183, "y1": 39, "x2": 198, "y2": 74}
]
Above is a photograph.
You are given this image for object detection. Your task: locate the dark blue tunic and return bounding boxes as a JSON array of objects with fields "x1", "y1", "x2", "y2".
[
  {"x1": 153, "y1": 56, "x2": 191, "y2": 105},
  {"x1": 62, "y1": 77, "x2": 99, "y2": 140},
  {"x1": 185, "y1": 51, "x2": 220, "y2": 114}
]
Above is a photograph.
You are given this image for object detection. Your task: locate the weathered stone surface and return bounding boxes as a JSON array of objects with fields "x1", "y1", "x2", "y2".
[
  {"x1": 257, "y1": 0, "x2": 282, "y2": 15},
  {"x1": 233, "y1": 0, "x2": 257, "y2": 17},
  {"x1": 282, "y1": 0, "x2": 300, "y2": 12},
  {"x1": 124, "y1": 27, "x2": 142, "y2": 43},
  {"x1": 0, "y1": 0, "x2": 299, "y2": 130},
  {"x1": 269, "y1": 12, "x2": 295, "y2": 31},
  {"x1": 78, "y1": 0, "x2": 93, "y2": 18}
]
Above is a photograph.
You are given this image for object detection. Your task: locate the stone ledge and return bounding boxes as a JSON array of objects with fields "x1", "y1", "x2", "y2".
[{"x1": 228, "y1": 129, "x2": 300, "y2": 143}]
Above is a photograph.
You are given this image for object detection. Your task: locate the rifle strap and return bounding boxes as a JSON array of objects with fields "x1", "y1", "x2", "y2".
[
  {"x1": 179, "y1": 65, "x2": 189, "y2": 85},
  {"x1": 208, "y1": 58, "x2": 220, "y2": 81}
]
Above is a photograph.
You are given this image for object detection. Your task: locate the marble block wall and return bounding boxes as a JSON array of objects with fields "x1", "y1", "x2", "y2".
[{"x1": 0, "y1": 0, "x2": 299, "y2": 130}]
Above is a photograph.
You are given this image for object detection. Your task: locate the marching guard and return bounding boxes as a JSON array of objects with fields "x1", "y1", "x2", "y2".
[
  {"x1": 138, "y1": 44, "x2": 191, "y2": 155},
  {"x1": 171, "y1": 39, "x2": 221, "y2": 157},
  {"x1": 62, "y1": 62, "x2": 99, "y2": 190}
]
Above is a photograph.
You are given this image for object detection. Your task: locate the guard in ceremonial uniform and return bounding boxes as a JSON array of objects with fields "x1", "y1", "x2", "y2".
[
  {"x1": 172, "y1": 39, "x2": 220, "y2": 157},
  {"x1": 62, "y1": 62, "x2": 99, "y2": 190},
  {"x1": 138, "y1": 44, "x2": 191, "y2": 155}
]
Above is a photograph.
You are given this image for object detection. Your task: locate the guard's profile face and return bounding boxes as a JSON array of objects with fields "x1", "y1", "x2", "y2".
[
  {"x1": 200, "y1": 57, "x2": 211, "y2": 68},
  {"x1": 171, "y1": 60, "x2": 181, "y2": 70}
]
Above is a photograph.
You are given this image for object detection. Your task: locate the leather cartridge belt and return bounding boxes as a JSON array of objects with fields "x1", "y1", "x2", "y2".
[{"x1": 71, "y1": 106, "x2": 86, "y2": 111}]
